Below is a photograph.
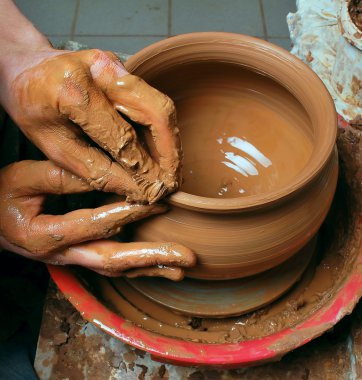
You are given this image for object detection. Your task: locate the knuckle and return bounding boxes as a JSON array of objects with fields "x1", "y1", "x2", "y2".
[
  {"x1": 88, "y1": 174, "x2": 111, "y2": 191},
  {"x1": 89, "y1": 48, "x2": 110, "y2": 61},
  {"x1": 88, "y1": 49, "x2": 123, "y2": 75},
  {"x1": 58, "y1": 68, "x2": 90, "y2": 116},
  {"x1": 46, "y1": 166, "x2": 64, "y2": 194},
  {"x1": 101, "y1": 50, "x2": 119, "y2": 62},
  {"x1": 88, "y1": 171, "x2": 113, "y2": 192}
]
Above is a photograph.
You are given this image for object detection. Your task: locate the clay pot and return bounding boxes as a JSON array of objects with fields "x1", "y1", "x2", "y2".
[{"x1": 125, "y1": 33, "x2": 338, "y2": 280}]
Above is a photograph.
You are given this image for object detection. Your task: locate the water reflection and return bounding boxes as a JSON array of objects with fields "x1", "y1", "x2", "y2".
[{"x1": 219, "y1": 136, "x2": 272, "y2": 177}]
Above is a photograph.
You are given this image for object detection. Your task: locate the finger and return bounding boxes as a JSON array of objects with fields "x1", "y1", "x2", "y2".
[
  {"x1": 124, "y1": 266, "x2": 185, "y2": 281},
  {"x1": 82, "y1": 49, "x2": 181, "y2": 189},
  {"x1": 27, "y1": 202, "x2": 166, "y2": 255},
  {"x1": 31, "y1": 122, "x2": 146, "y2": 201},
  {"x1": 2, "y1": 160, "x2": 91, "y2": 196},
  {"x1": 57, "y1": 240, "x2": 196, "y2": 276},
  {"x1": 58, "y1": 71, "x2": 166, "y2": 204},
  {"x1": 97, "y1": 73, "x2": 182, "y2": 192}
]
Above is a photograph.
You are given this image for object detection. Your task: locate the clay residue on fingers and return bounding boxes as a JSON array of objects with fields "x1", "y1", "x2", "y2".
[
  {"x1": 0, "y1": 159, "x2": 170, "y2": 264},
  {"x1": 124, "y1": 266, "x2": 184, "y2": 281},
  {"x1": 93, "y1": 70, "x2": 182, "y2": 196},
  {"x1": 101, "y1": 242, "x2": 196, "y2": 276},
  {"x1": 63, "y1": 240, "x2": 196, "y2": 278},
  {"x1": 8, "y1": 49, "x2": 182, "y2": 204}
]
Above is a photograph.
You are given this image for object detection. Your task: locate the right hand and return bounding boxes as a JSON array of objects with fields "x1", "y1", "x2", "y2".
[
  {"x1": 0, "y1": 161, "x2": 195, "y2": 280},
  {"x1": 0, "y1": 48, "x2": 182, "y2": 204}
]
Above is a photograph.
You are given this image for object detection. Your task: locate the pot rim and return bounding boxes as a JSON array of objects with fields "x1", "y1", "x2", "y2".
[{"x1": 125, "y1": 32, "x2": 337, "y2": 212}]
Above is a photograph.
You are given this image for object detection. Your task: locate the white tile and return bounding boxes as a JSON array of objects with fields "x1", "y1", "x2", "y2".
[
  {"x1": 76, "y1": 0, "x2": 168, "y2": 35},
  {"x1": 262, "y1": 0, "x2": 296, "y2": 37},
  {"x1": 171, "y1": 0, "x2": 263, "y2": 36},
  {"x1": 15, "y1": 0, "x2": 77, "y2": 35}
]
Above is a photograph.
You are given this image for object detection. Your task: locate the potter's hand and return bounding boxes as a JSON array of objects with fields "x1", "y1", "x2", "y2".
[
  {"x1": 0, "y1": 48, "x2": 181, "y2": 204},
  {"x1": 0, "y1": 161, "x2": 195, "y2": 280}
]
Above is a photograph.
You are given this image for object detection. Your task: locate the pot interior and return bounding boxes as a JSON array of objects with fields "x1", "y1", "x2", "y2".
[{"x1": 146, "y1": 61, "x2": 314, "y2": 199}]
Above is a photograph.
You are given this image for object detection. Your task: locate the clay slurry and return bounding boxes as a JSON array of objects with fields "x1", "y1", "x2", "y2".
[{"x1": 152, "y1": 63, "x2": 314, "y2": 198}]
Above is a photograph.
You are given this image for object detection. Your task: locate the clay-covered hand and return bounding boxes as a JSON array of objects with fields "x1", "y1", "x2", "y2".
[
  {"x1": 0, "y1": 48, "x2": 181, "y2": 204},
  {"x1": 0, "y1": 161, "x2": 195, "y2": 280}
]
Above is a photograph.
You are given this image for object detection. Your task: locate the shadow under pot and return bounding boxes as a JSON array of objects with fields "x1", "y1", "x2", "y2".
[{"x1": 126, "y1": 33, "x2": 338, "y2": 280}]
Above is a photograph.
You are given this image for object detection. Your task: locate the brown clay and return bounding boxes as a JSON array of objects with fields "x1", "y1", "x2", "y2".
[
  {"x1": 124, "y1": 265, "x2": 185, "y2": 281},
  {"x1": 4, "y1": 49, "x2": 181, "y2": 203},
  {"x1": 127, "y1": 33, "x2": 338, "y2": 280},
  {"x1": 84, "y1": 121, "x2": 361, "y2": 342},
  {"x1": 125, "y1": 237, "x2": 316, "y2": 317},
  {"x1": 155, "y1": 63, "x2": 313, "y2": 198},
  {"x1": 91, "y1": 224, "x2": 350, "y2": 343}
]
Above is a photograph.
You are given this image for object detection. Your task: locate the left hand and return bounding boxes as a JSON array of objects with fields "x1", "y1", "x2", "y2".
[{"x1": 0, "y1": 160, "x2": 195, "y2": 280}]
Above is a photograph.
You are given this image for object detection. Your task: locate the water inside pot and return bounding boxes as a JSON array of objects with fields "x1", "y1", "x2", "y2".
[{"x1": 151, "y1": 62, "x2": 313, "y2": 198}]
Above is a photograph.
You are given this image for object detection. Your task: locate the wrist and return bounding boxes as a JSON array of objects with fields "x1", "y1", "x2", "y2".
[
  {"x1": 0, "y1": 0, "x2": 59, "y2": 110},
  {"x1": 0, "y1": 47, "x2": 52, "y2": 110}
]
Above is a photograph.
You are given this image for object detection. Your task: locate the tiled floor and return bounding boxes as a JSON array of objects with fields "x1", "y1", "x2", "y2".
[{"x1": 15, "y1": 0, "x2": 296, "y2": 54}]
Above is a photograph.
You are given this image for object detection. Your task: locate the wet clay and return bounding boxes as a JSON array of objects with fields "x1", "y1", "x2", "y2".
[
  {"x1": 128, "y1": 34, "x2": 338, "y2": 280},
  {"x1": 124, "y1": 265, "x2": 184, "y2": 281},
  {"x1": 79, "y1": 124, "x2": 361, "y2": 343},
  {"x1": 134, "y1": 150, "x2": 338, "y2": 279},
  {"x1": 349, "y1": 0, "x2": 362, "y2": 31},
  {"x1": 5, "y1": 49, "x2": 181, "y2": 204},
  {"x1": 125, "y1": 238, "x2": 316, "y2": 317},
  {"x1": 152, "y1": 63, "x2": 313, "y2": 198},
  {"x1": 88, "y1": 228, "x2": 346, "y2": 344},
  {"x1": 125, "y1": 33, "x2": 337, "y2": 212}
]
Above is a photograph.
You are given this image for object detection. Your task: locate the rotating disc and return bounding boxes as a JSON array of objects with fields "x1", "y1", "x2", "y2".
[{"x1": 125, "y1": 238, "x2": 316, "y2": 317}]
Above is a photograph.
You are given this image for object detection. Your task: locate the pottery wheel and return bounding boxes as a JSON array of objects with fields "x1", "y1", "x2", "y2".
[{"x1": 124, "y1": 238, "x2": 316, "y2": 318}]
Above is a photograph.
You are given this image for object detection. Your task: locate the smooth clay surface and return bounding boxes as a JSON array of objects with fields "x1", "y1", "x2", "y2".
[
  {"x1": 154, "y1": 63, "x2": 314, "y2": 198},
  {"x1": 79, "y1": 124, "x2": 362, "y2": 344},
  {"x1": 128, "y1": 33, "x2": 338, "y2": 280},
  {"x1": 125, "y1": 238, "x2": 316, "y2": 318}
]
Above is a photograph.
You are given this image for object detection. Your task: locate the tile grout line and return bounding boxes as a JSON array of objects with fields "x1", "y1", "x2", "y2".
[
  {"x1": 267, "y1": 36, "x2": 291, "y2": 39},
  {"x1": 47, "y1": 34, "x2": 285, "y2": 39},
  {"x1": 168, "y1": 0, "x2": 172, "y2": 37},
  {"x1": 71, "y1": 34, "x2": 169, "y2": 38},
  {"x1": 70, "y1": 0, "x2": 81, "y2": 39},
  {"x1": 258, "y1": 0, "x2": 268, "y2": 40}
]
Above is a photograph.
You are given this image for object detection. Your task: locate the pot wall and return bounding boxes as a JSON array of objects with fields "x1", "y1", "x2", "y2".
[
  {"x1": 126, "y1": 33, "x2": 338, "y2": 280},
  {"x1": 134, "y1": 150, "x2": 338, "y2": 280}
]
